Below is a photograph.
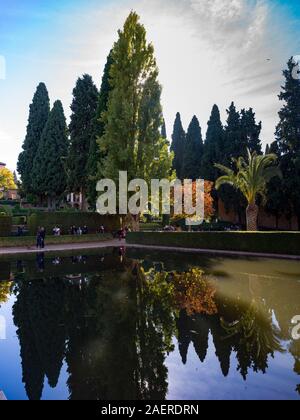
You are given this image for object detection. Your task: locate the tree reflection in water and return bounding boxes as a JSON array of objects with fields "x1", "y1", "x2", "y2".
[
  {"x1": 0, "y1": 281, "x2": 12, "y2": 306},
  {"x1": 10, "y1": 252, "x2": 300, "y2": 400}
]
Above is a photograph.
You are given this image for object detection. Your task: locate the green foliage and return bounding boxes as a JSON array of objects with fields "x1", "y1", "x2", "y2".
[
  {"x1": 202, "y1": 105, "x2": 224, "y2": 182},
  {"x1": 215, "y1": 150, "x2": 281, "y2": 205},
  {"x1": 182, "y1": 116, "x2": 204, "y2": 180},
  {"x1": 223, "y1": 102, "x2": 245, "y2": 161},
  {"x1": 87, "y1": 52, "x2": 114, "y2": 208},
  {"x1": 240, "y1": 108, "x2": 262, "y2": 155},
  {"x1": 171, "y1": 112, "x2": 185, "y2": 179},
  {"x1": 218, "y1": 103, "x2": 263, "y2": 219},
  {"x1": 161, "y1": 119, "x2": 167, "y2": 139},
  {"x1": 17, "y1": 83, "x2": 50, "y2": 196},
  {"x1": 0, "y1": 205, "x2": 12, "y2": 216},
  {"x1": 67, "y1": 74, "x2": 98, "y2": 202},
  {"x1": 126, "y1": 231, "x2": 300, "y2": 255},
  {"x1": 274, "y1": 58, "x2": 300, "y2": 229},
  {"x1": 27, "y1": 212, "x2": 121, "y2": 235},
  {"x1": 32, "y1": 101, "x2": 69, "y2": 208},
  {"x1": 0, "y1": 215, "x2": 12, "y2": 237},
  {"x1": 100, "y1": 12, "x2": 173, "y2": 193},
  {"x1": 140, "y1": 222, "x2": 162, "y2": 231}
]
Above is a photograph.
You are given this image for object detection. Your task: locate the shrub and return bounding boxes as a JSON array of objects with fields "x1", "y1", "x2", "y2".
[
  {"x1": 28, "y1": 212, "x2": 121, "y2": 235},
  {"x1": 0, "y1": 205, "x2": 13, "y2": 216},
  {"x1": 0, "y1": 215, "x2": 13, "y2": 237},
  {"x1": 12, "y1": 216, "x2": 27, "y2": 225},
  {"x1": 140, "y1": 223, "x2": 162, "y2": 231},
  {"x1": 126, "y1": 231, "x2": 300, "y2": 256}
]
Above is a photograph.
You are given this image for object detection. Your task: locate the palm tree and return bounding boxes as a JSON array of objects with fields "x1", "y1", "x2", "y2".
[{"x1": 215, "y1": 150, "x2": 281, "y2": 231}]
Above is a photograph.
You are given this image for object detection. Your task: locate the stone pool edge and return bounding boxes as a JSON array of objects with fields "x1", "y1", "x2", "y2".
[{"x1": 0, "y1": 239, "x2": 299, "y2": 260}]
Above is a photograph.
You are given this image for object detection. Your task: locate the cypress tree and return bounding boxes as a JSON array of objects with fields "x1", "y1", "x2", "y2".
[
  {"x1": 171, "y1": 113, "x2": 185, "y2": 179},
  {"x1": 223, "y1": 102, "x2": 244, "y2": 163},
  {"x1": 265, "y1": 144, "x2": 270, "y2": 155},
  {"x1": 274, "y1": 58, "x2": 300, "y2": 229},
  {"x1": 161, "y1": 119, "x2": 167, "y2": 139},
  {"x1": 220, "y1": 102, "x2": 247, "y2": 222},
  {"x1": 86, "y1": 51, "x2": 113, "y2": 209},
  {"x1": 17, "y1": 83, "x2": 50, "y2": 197},
  {"x1": 32, "y1": 101, "x2": 69, "y2": 209},
  {"x1": 67, "y1": 74, "x2": 98, "y2": 210},
  {"x1": 240, "y1": 108, "x2": 262, "y2": 154},
  {"x1": 182, "y1": 115, "x2": 203, "y2": 180},
  {"x1": 202, "y1": 104, "x2": 224, "y2": 182}
]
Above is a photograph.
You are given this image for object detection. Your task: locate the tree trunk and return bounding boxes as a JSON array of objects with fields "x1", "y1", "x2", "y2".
[
  {"x1": 80, "y1": 188, "x2": 88, "y2": 211},
  {"x1": 246, "y1": 203, "x2": 259, "y2": 231},
  {"x1": 47, "y1": 196, "x2": 56, "y2": 211},
  {"x1": 47, "y1": 196, "x2": 52, "y2": 211},
  {"x1": 125, "y1": 213, "x2": 140, "y2": 232}
]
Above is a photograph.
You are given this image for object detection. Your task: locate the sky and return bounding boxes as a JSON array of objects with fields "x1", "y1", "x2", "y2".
[{"x1": 1, "y1": 0, "x2": 300, "y2": 171}]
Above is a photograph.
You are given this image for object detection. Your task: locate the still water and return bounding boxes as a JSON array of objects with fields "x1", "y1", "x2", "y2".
[{"x1": 0, "y1": 247, "x2": 299, "y2": 400}]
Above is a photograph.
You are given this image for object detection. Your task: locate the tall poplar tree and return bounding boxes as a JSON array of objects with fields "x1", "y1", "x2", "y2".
[
  {"x1": 32, "y1": 101, "x2": 69, "y2": 209},
  {"x1": 17, "y1": 83, "x2": 50, "y2": 197},
  {"x1": 182, "y1": 116, "x2": 203, "y2": 180},
  {"x1": 171, "y1": 113, "x2": 185, "y2": 179},
  {"x1": 67, "y1": 74, "x2": 98, "y2": 209},
  {"x1": 100, "y1": 12, "x2": 173, "y2": 228}
]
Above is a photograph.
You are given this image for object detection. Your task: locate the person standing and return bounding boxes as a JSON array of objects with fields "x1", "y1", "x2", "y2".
[
  {"x1": 40, "y1": 227, "x2": 46, "y2": 249},
  {"x1": 36, "y1": 228, "x2": 42, "y2": 249}
]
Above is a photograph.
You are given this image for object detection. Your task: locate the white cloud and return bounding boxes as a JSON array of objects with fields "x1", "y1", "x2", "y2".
[
  {"x1": 54, "y1": 0, "x2": 298, "y2": 143},
  {"x1": 2, "y1": 0, "x2": 300, "y2": 171}
]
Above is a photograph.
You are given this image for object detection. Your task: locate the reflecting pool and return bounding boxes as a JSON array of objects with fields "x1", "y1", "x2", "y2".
[{"x1": 0, "y1": 248, "x2": 299, "y2": 400}]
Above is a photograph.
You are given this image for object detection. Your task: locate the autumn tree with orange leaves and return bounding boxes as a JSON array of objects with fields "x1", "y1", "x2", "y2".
[{"x1": 171, "y1": 180, "x2": 214, "y2": 224}]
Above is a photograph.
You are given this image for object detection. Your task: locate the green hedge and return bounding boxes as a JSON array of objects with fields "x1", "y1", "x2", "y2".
[
  {"x1": 12, "y1": 216, "x2": 27, "y2": 225},
  {"x1": 126, "y1": 231, "x2": 300, "y2": 256},
  {"x1": 0, "y1": 216, "x2": 13, "y2": 237},
  {"x1": 0, "y1": 200, "x2": 19, "y2": 207},
  {"x1": 28, "y1": 212, "x2": 121, "y2": 236},
  {"x1": 140, "y1": 223, "x2": 162, "y2": 231},
  {"x1": 0, "y1": 233, "x2": 112, "y2": 248}
]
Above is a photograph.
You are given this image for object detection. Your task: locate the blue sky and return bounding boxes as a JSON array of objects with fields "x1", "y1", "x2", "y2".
[{"x1": 1, "y1": 0, "x2": 300, "y2": 171}]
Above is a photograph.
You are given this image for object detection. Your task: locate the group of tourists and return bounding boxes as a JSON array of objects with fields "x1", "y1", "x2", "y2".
[{"x1": 70, "y1": 225, "x2": 89, "y2": 235}]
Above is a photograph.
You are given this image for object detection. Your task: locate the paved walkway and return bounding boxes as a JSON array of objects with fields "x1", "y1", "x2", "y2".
[
  {"x1": 0, "y1": 239, "x2": 126, "y2": 255},
  {"x1": 0, "y1": 239, "x2": 298, "y2": 260}
]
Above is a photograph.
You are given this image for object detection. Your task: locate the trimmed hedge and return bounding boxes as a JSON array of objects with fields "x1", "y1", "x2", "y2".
[
  {"x1": 0, "y1": 233, "x2": 112, "y2": 248},
  {"x1": 28, "y1": 212, "x2": 121, "y2": 236},
  {"x1": 140, "y1": 223, "x2": 162, "y2": 231},
  {"x1": 0, "y1": 216, "x2": 12, "y2": 237},
  {"x1": 126, "y1": 231, "x2": 300, "y2": 256}
]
